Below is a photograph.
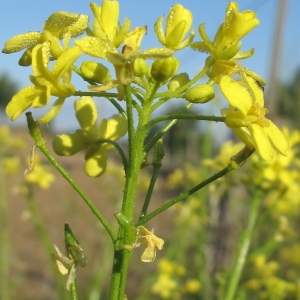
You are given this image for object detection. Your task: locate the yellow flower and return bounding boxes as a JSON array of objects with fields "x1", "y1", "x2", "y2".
[
  {"x1": 6, "y1": 42, "x2": 82, "y2": 122},
  {"x1": 75, "y1": 0, "x2": 174, "y2": 93},
  {"x1": 52, "y1": 96, "x2": 127, "y2": 177},
  {"x1": 155, "y1": 4, "x2": 194, "y2": 50},
  {"x1": 1, "y1": 157, "x2": 21, "y2": 175},
  {"x1": 90, "y1": 0, "x2": 124, "y2": 47},
  {"x1": 192, "y1": 2, "x2": 259, "y2": 60},
  {"x1": 2, "y1": 11, "x2": 88, "y2": 65},
  {"x1": 152, "y1": 274, "x2": 177, "y2": 298},
  {"x1": 184, "y1": 279, "x2": 202, "y2": 294},
  {"x1": 220, "y1": 72, "x2": 288, "y2": 161}
]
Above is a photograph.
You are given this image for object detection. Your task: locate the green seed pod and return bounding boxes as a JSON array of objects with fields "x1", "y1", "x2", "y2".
[
  {"x1": 185, "y1": 84, "x2": 215, "y2": 103},
  {"x1": 68, "y1": 244, "x2": 88, "y2": 267},
  {"x1": 151, "y1": 57, "x2": 179, "y2": 82},
  {"x1": 80, "y1": 61, "x2": 112, "y2": 84},
  {"x1": 168, "y1": 73, "x2": 190, "y2": 91}
]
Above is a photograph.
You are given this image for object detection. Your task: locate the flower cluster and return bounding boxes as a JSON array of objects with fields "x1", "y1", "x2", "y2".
[{"x1": 53, "y1": 96, "x2": 127, "y2": 177}]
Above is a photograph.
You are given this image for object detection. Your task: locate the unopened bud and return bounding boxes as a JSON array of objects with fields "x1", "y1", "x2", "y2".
[
  {"x1": 168, "y1": 73, "x2": 190, "y2": 91},
  {"x1": 151, "y1": 57, "x2": 179, "y2": 82},
  {"x1": 134, "y1": 58, "x2": 147, "y2": 77},
  {"x1": 80, "y1": 61, "x2": 112, "y2": 84},
  {"x1": 185, "y1": 84, "x2": 215, "y2": 103}
]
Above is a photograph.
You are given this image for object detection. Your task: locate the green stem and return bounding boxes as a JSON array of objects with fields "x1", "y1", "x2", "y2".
[
  {"x1": 25, "y1": 112, "x2": 116, "y2": 243},
  {"x1": 224, "y1": 189, "x2": 262, "y2": 300},
  {"x1": 139, "y1": 163, "x2": 161, "y2": 220},
  {"x1": 96, "y1": 138, "x2": 128, "y2": 173},
  {"x1": 109, "y1": 83, "x2": 156, "y2": 300},
  {"x1": 74, "y1": 91, "x2": 127, "y2": 117},
  {"x1": 39, "y1": 144, "x2": 116, "y2": 242},
  {"x1": 70, "y1": 281, "x2": 78, "y2": 300},
  {"x1": 147, "y1": 114, "x2": 225, "y2": 127},
  {"x1": 151, "y1": 62, "x2": 213, "y2": 110},
  {"x1": 144, "y1": 102, "x2": 193, "y2": 154},
  {"x1": 136, "y1": 164, "x2": 234, "y2": 227}
]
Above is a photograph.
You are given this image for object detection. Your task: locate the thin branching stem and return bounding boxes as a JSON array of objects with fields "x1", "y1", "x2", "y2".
[{"x1": 136, "y1": 164, "x2": 234, "y2": 226}]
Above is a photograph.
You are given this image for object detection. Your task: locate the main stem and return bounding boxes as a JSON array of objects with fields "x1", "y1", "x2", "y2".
[
  {"x1": 109, "y1": 84, "x2": 152, "y2": 300},
  {"x1": 225, "y1": 189, "x2": 262, "y2": 300}
]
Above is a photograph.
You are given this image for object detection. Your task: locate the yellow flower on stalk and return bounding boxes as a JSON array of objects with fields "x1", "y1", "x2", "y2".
[
  {"x1": 52, "y1": 96, "x2": 127, "y2": 177},
  {"x1": 220, "y1": 72, "x2": 288, "y2": 161},
  {"x1": 155, "y1": 4, "x2": 194, "y2": 50},
  {"x1": 2, "y1": 11, "x2": 88, "y2": 65},
  {"x1": 191, "y1": 2, "x2": 259, "y2": 60},
  {"x1": 75, "y1": 0, "x2": 174, "y2": 96},
  {"x1": 6, "y1": 41, "x2": 82, "y2": 122}
]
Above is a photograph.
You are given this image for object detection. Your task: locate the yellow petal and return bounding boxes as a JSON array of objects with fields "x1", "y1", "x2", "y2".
[
  {"x1": 219, "y1": 75, "x2": 252, "y2": 115},
  {"x1": 52, "y1": 131, "x2": 86, "y2": 156},
  {"x1": 52, "y1": 46, "x2": 82, "y2": 79},
  {"x1": 98, "y1": 114, "x2": 128, "y2": 142},
  {"x1": 100, "y1": 0, "x2": 119, "y2": 41},
  {"x1": 249, "y1": 124, "x2": 274, "y2": 161},
  {"x1": 241, "y1": 72, "x2": 264, "y2": 106},
  {"x1": 55, "y1": 260, "x2": 69, "y2": 275},
  {"x1": 74, "y1": 97, "x2": 98, "y2": 132},
  {"x1": 141, "y1": 240, "x2": 156, "y2": 262},
  {"x1": 31, "y1": 42, "x2": 51, "y2": 78},
  {"x1": 6, "y1": 86, "x2": 39, "y2": 120},
  {"x1": 43, "y1": 11, "x2": 88, "y2": 39},
  {"x1": 40, "y1": 97, "x2": 66, "y2": 123},
  {"x1": 264, "y1": 121, "x2": 289, "y2": 156},
  {"x1": 75, "y1": 36, "x2": 116, "y2": 59},
  {"x1": 85, "y1": 150, "x2": 107, "y2": 177},
  {"x1": 124, "y1": 26, "x2": 147, "y2": 52},
  {"x1": 165, "y1": 4, "x2": 193, "y2": 46},
  {"x1": 138, "y1": 48, "x2": 175, "y2": 60},
  {"x1": 2, "y1": 32, "x2": 41, "y2": 53}
]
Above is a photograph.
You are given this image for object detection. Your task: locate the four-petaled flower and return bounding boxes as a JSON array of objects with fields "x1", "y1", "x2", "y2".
[
  {"x1": 52, "y1": 96, "x2": 128, "y2": 177},
  {"x1": 191, "y1": 2, "x2": 259, "y2": 60},
  {"x1": 6, "y1": 41, "x2": 82, "y2": 122},
  {"x1": 220, "y1": 71, "x2": 288, "y2": 161},
  {"x1": 75, "y1": 0, "x2": 174, "y2": 98}
]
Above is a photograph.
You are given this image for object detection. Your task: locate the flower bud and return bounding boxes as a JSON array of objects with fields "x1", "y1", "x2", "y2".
[
  {"x1": 155, "y1": 4, "x2": 194, "y2": 50},
  {"x1": 168, "y1": 73, "x2": 190, "y2": 91},
  {"x1": 185, "y1": 84, "x2": 215, "y2": 103},
  {"x1": 134, "y1": 58, "x2": 147, "y2": 77},
  {"x1": 80, "y1": 61, "x2": 112, "y2": 84},
  {"x1": 151, "y1": 57, "x2": 179, "y2": 82}
]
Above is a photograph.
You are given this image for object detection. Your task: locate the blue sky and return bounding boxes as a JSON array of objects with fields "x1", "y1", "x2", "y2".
[{"x1": 1, "y1": 0, "x2": 299, "y2": 130}]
